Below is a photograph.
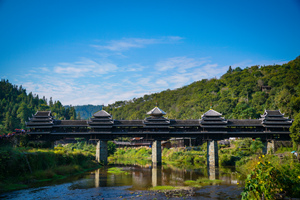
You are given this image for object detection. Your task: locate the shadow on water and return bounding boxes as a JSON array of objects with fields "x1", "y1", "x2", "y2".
[{"x1": 0, "y1": 161, "x2": 243, "y2": 199}]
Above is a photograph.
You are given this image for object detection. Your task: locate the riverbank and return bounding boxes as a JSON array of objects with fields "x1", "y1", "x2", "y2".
[
  {"x1": 0, "y1": 144, "x2": 101, "y2": 193},
  {"x1": 1, "y1": 164, "x2": 243, "y2": 200},
  {"x1": 238, "y1": 154, "x2": 300, "y2": 199},
  {"x1": 110, "y1": 139, "x2": 300, "y2": 199}
]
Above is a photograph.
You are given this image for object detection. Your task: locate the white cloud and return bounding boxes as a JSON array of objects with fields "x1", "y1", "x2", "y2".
[
  {"x1": 155, "y1": 57, "x2": 207, "y2": 72},
  {"x1": 152, "y1": 57, "x2": 228, "y2": 90},
  {"x1": 122, "y1": 63, "x2": 146, "y2": 72},
  {"x1": 91, "y1": 36, "x2": 184, "y2": 51},
  {"x1": 15, "y1": 54, "x2": 228, "y2": 106},
  {"x1": 54, "y1": 58, "x2": 117, "y2": 77}
]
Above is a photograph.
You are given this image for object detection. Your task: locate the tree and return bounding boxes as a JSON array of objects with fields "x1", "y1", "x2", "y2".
[
  {"x1": 250, "y1": 138, "x2": 264, "y2": 154},
  {"x1": 3, "y1": 111, "x2": 13, "y2": 131},
  {"x1": 290, "y1": 113, "x2": 300, "y2": 149},
  {"x1": 17, "y1": 102, "x2": 32, "y2": 128},
  {"x1": 227, "y1": 66, "x2": 233, "y2": 74},
  {"x1": 107, "y1": 141, "x2": 116, "y2": 156},
  {"x1": 49, "y1": 97, "x2": 53, "y2": 107}
]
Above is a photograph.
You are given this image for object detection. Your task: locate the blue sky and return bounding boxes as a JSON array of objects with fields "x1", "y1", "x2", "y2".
[{"x1": 1, "y1": 0, "x2": 300, "y2": 106}]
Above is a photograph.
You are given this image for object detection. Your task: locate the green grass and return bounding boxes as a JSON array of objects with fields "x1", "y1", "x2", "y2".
[
  {"x1": 151, "y1": 186, "x2": 184, "y2": 191},
  {"x1": 0, "y1": 144, "x2": 102, "y2": 193},
  {"x1": 184, "y1": 178, "x2": 222, "y2": 187},
  {"x1": 107, "y1": 167, "x2": 128, "y2": 174}
]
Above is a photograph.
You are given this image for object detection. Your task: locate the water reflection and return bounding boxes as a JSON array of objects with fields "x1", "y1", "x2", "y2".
[
  {"x1": 207, "y1": 167, "x2": 219, "y2": 180},
  {"x1": 92, "y1": 164, "x2": 242, "y2": 189},
  {"x1": 152, "y1": 166, "x2": 162, "y2": 187},
  {"x1": 2, "y1": 164, "x2": 243, "y2": 200},
  {"x1": 94, "y1": 169, "x2": 107, "y2": 187}
]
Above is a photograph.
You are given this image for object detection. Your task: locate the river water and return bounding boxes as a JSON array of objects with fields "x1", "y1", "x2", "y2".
[{"x1": 0, "y1": 164, "x2": 243, "y2": 199}]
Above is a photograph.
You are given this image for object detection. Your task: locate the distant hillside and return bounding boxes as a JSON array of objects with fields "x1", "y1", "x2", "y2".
[
  {"x1": 0, "y1": 80, "x2": 76, "y2": 133},
  {"x1": 103, "y1": 56, "x2": 300, "y2": 120},
  {"x1": 65, "y1": 105, "x2": 103, "y2": 119}
]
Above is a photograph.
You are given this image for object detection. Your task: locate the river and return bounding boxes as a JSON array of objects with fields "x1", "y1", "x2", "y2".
[{"x1": 0, "y1": 164, "x2": 243, "y2": 199}]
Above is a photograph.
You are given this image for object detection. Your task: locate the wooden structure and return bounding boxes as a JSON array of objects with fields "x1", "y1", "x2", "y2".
[{"x1": 26, "y1": 107, "x2": 293, "y2": 167}]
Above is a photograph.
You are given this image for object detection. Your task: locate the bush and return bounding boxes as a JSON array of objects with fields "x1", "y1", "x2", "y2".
[
  {"x1": 241, "y1": 155, "x2": 300, "y2": 199},
  {"x1": 107, "y1": 141, "x2": 116, "y2": 156},
  {"x1": 220, "y1": 154, "x2": 240, "y2": 166}
]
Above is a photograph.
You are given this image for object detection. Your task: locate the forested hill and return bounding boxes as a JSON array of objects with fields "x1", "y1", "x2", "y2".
[
  {"x1": 104, "y1": 56, "x2": 300, "y2": 120},
  {"x1": 0, "y1": 80, "x2": 77, "y2": 133}
]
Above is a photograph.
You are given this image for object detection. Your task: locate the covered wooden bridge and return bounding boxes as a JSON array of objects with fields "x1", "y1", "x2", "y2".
[{"x1": 26, "y1": 106, "x2": 293, "y2": 167}]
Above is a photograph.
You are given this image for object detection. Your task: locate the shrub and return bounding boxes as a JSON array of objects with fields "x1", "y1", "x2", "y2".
[{"x1": 241, "y1": 155, "x2": 300, "y2": 199}]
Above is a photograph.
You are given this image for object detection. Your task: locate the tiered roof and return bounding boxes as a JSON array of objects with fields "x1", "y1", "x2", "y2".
[
  {"x1": 200, "y1": 109, "x2": 227, "y2": 128},
  {"x1": 53, "y1": 120, "x2": 88, "y2": 127},
  {"x1": 260, "y1": 110, "x2": 292, "y2": 128},
  {"x1": 88, "y1": 110, "x2": 114, "y2": 128},
  {"x1": 26, "y1": 111, "x2": 54, "y2": 129},
  {"x1": 25, "y1": 108, "x2": 294, "y2": 133},
  {"x1": 146, "y1": 107, "x2": 166, "y2": 117},
  {"x1": 144, "y1": 107, "x2": 170, "y2": 128}
]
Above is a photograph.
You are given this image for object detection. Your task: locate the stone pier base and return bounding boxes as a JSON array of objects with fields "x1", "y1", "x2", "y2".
[
  {"x1": 265, "y1": 140, "x2": 275, "y2": 154},
  {"x1": 152, "y1": 140, "x2": 162, "y2": 167},
  {"x1": 208, "y1": 167, "x2": 219, "y2": 180},
  {"x1": 96, "y1": 140, "x2": 108, "y2": 165},
  {"x1": 152, "y1": 166, "x2": 162, "y2": 187},
  {"x1": 207, "y1": 140, "x2": 219, "y2": 168}
]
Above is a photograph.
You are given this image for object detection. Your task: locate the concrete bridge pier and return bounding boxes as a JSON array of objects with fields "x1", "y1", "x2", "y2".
[
  {"x1": 152, "y1": 165, "x2": 162, "y2": 187},
  {"x1": 264, "y1": 140, "x2": 275, "y2": 154},
  {"x1": 96, "y1": 140, "x2": 108, "y2": 165},
  {"x1": 95, "y1": 168, "x2": 107, "y2": 187},
  {"x1": 207, "y1": 140, "x2": 219, "y2": 168},
  {"x1": 152, "y1": 140, "x2": 162, "y2": 167},
  {"x1": 208, "y1": 166, "x2": 219, "y2": 180}
]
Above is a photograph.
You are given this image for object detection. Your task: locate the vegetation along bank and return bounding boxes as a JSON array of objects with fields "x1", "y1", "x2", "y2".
[
  {"x1": 0, "y1": 141, "x2": 105, "y2": 193},
  {"x1": 110, "y1": 138, "x2": 300, "y2": 199}
]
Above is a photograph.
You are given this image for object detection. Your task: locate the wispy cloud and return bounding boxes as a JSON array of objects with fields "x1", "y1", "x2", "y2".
[
  {"x1": 122, "y1": 63, "x2": 146, "y2": 72},
  {"x1": 151, "y1": 57, "x2": 228, "y2": 90},
  {"x1": 54, "y1": 58, "x2": 117, "y2": 77},
  {"x1": 155, "y1": 56, "x2": 207, "y2": 72},
  {"x1": 16, "y1": 54, "x2": 227, "y2": 106},
  {"x1": 91, "y1": 36, "x2": 184, "y2": 51}
]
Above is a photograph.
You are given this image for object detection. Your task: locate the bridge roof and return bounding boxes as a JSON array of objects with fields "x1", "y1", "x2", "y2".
[
  {"x1": 114, "y1": 120, "x2": 144, "y2": 126},
  {"x1": 54, "y1": 120, "x2": 88, "y2": 126},
  {"x1": 93, "y1": 110, "x2": 111, "y2": 118},
  {"x1": 34, "y1": 111, "x2": 52, "y2": 117},
  {"x1": 202, "y1": 109, "x2": 222, "y2": 117},
  {"x1": 228, "y1": 119, "x2": 262, "y2": 126},
  {"x1": 261, "y1": 110, "x2": 284, "y2": 117},
  {"x1": 171, "y1": 119, "x2": 200, "y2": 126},
  {"x1": 147, "y1": 107, "x2": 166, "y2": 116}
]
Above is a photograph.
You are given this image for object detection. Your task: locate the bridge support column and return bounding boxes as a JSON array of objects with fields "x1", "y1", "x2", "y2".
[
  {"x1": 96, "y1": 140, "x2": 108, "y2": 165},
  {"x1": 50, "y1": 141, "x2": 55, "y2": 149},
  {"x1": 207, "y1": 140, "x2": 219, "y2": 168},
  {"x1": 152, "y1": 140, "x2": 162, "y2": 167},
  {"x1": 208, "y1": 166, "x2": 219, "y2": 180},
  {"x1": 152, "y1": 166, "x2": 162, "y2": 187},
  {"x1": 266, "y1": 140, "x2": 275, "y2": 154}
]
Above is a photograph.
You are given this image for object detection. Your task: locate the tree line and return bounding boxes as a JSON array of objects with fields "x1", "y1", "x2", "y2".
[
  {"x1": 1, "y1": 56, "x2": 300, "y2": 135},
  {"x1": 104, "y1": 56, "x2": 300, "y2": 120},
  {"x1": 0, "y1": 80, "x2": 77, "y2": 134}
]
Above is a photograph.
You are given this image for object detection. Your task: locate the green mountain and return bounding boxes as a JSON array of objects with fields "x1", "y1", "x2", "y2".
[
  {"x1": 0, "y1": 80, "x2": 76, "y2": 133},
  {"x1": 1, "y1": 56, "x2": 299, "y2": 133},
  {"x1": 104, "y1": 56, "x2": 300, "y2": 120}
]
